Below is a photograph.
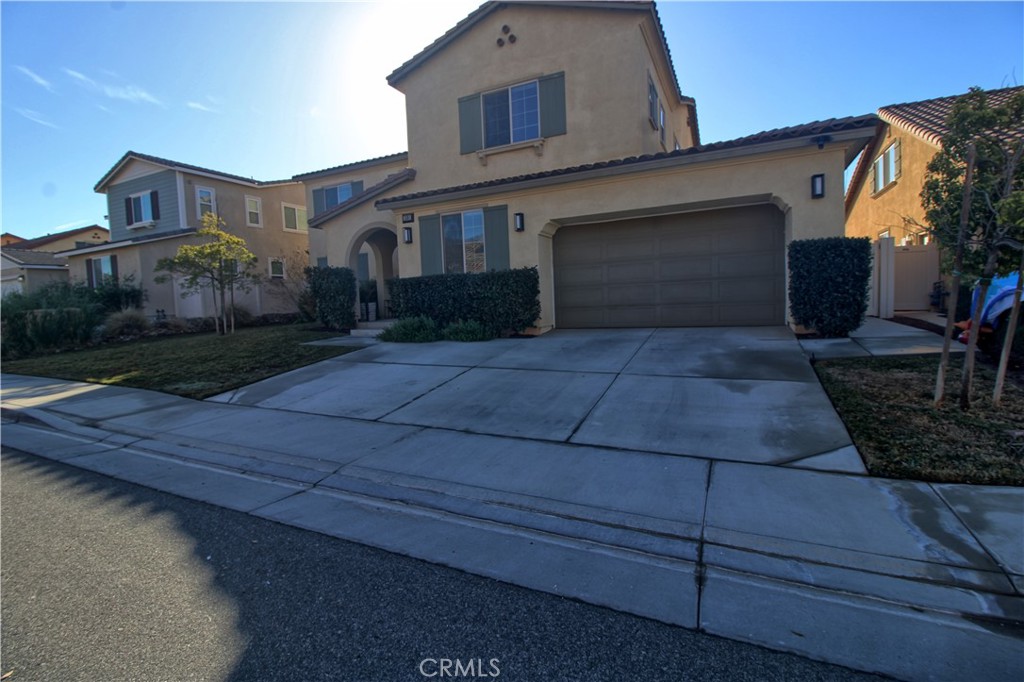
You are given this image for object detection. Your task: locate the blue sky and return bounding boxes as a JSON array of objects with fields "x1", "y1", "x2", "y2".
[{"x1": 2, "y1": 0, "x2": 1022, "y2": 240}]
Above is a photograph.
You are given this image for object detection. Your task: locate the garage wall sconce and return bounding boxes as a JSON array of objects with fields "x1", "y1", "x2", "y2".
[
  {"x1": 514, "y1": 212, "x2": 526, "y2": 232},
  {"x1": 811, "y1": 174, "x2": 825, "y2": 199},
  {"x1": 402, "y1": 226, "x2": 414, "y2": 244}
]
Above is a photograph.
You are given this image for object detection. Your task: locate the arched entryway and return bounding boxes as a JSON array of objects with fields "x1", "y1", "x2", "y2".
[{"x1": 347, "y1": 223, "x2": 399, "y2": 319}]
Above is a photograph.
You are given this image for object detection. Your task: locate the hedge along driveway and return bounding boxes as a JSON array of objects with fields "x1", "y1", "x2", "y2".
[{"x1": 388, "y1": 267, "x2": 540, "y2": 336}]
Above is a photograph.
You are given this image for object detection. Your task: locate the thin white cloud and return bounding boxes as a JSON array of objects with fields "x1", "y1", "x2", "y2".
[
  {"x1": 16, "y1": 66, "x2": 55, "y2": 92},
  {"x1": 187, "y1": 101, "x2": 219, "y2": 113},
  {"x1": 14, "y1": 108, "x2": 59, "y2": 129},
  {"x1": 63, "y1": 67, "x2": 162, "y2": 106},
  {"x1": 49, "y1": 219, "x2": 94, "y2": 232}
]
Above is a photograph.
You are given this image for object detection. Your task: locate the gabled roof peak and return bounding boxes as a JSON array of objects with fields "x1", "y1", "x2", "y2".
[{"x1": 95, "y1": 151, "x2": 298, "y2": 193}]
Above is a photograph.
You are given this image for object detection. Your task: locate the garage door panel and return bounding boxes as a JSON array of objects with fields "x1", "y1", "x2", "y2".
[
  {"x1": 607, "y1": 262, "x2": 656, "y2": 283},
  {"x1": 553, "y1": 205, "x2": 784, "y2": 328},
  {"x1": 660, "y1": 281, "x2": 715, "y2": 303},
  {"x1": 659, "y1": 257, "x2": 714, "y2": 280},
  {"x1": 608, "y1": 284, "x2": 656, "y2": 306},
  {"x1": 558, "y1": 265, "x2": 605, "y2": 286},
  {"x1": 718, "y1": 253, "x2": 782, "y2": 277}
]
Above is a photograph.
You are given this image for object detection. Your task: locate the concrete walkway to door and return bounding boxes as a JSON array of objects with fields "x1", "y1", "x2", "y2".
[
  {"x1": 214, "y1": 326, "x2": 864, "y2": 473},
  {"x1": 2, "y1": 320, "x2": 1020, "y2": 681}
]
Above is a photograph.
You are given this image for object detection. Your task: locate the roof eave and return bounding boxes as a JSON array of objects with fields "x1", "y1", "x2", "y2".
[{"x1": 378, "y1": 126, "x2": 876, "y2": 211}]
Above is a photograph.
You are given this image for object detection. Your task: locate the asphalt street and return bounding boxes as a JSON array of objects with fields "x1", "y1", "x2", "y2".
[{"x1": 0, "y1": 448, "x2": 883, "y2": 682}]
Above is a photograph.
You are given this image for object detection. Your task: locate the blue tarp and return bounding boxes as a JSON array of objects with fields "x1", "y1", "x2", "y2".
[{"x1": 971, "y1": 274, "x2": 1021, "y2": 327}]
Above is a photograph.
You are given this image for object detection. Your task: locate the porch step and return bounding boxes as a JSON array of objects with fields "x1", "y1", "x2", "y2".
[{"x1": 350, "y1": 319, "x2": 395, "y2": 338}]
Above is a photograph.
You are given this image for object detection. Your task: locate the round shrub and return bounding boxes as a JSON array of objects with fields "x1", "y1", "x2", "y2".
[
  {"x1": 378, "y1": 316, "x2": 441, "y2": 343},
  {"x1": 102, "y1": 309, "x2": 151, "y2": 340},
  {"x1": 442, "y1": 319, "x2": 493, "y2": 342}
]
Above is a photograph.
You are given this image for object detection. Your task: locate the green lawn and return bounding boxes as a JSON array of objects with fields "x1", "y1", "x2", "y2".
[
  {"x1": 815, "y1": 355, "x2": 1024, "y2": 486},
  {"x1": 2, "y1": 324, "x2": 360, "y2": 400}
]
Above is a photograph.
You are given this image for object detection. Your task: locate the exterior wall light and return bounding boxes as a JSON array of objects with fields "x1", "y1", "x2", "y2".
[
  {"x1": 811, "y1": 174, "x2": 825, "y2": 199},
  {"x1": 514, "y1": 212, "x2": 525, "y2": 232},
  {"x1": 402, "y1": 226, "x2": 413, "y2": 244}
]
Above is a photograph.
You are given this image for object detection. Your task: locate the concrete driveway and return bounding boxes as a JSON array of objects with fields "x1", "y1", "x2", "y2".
[{"x1": 213, "y1": 327, "x2": 861, "y2": 472}]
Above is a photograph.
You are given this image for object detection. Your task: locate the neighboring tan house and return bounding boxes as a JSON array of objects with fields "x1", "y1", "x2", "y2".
[
  {"x1": 61, "y1": 152, "x2": 309, "y2": 320},
  {"x1": 845, "y1": 86, "x2": 1023, "y2": 312},
  {"x1": 302, "y1": 0, "x2": 876, "y2": 331},
  {"x1": 0, "y1": 249, "x2": 69, "y2": 296},
  {"x1": 9, "y1": 225, "x2": 109, "y2": 252},
  {"x1": 0, "y1": 225, "x2": 108, "y2": 296},
  {"x1": 846, "y1": 86, "x2": 1024, "y2": 244}
]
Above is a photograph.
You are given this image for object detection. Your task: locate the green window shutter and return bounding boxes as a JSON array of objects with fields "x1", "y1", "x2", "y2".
[
  {"x1": 352, "y1": 180, "x2": 364, "y2": 196},
  {"x1": 85, "y1": 258, "x2": 95, "y2": 288},
  {"x1": 482, "y1": 205, "x2": 510, "y2": 271},
  {"x1": 110, "y1": 254, "x2": 119, "y2": 282},
  {"x1": 894, "y1": 139, "x2": 902, "y2": 179},
  {"x1": 458, "y1": 94, "x2": 483, "y2": 154},
  {"x1": 419, "y1": 215, "x2": 443, "y2": 275},
  {"x1": 150, "y1": 191, "x2": 160, "y2": 220},
  {"x1": 313, "y1": 188, "x2": 326, "y2": 216},
  {"x1": 539, "y1": 71, "x2": 566, "y2": 138}
]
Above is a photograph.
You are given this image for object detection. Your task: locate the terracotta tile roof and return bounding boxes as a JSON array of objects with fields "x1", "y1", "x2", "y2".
[
  {"x1": 293, "y1": 152, "x2": 409, "y2": 181},
  {"x1": 95, "y1": 151, "x2": 298, "y2": 192},
  {"x1": 377, "y1": 114, "x2": 877, "y2": 207},
  {"x1": 308, "y1": 168, "x2": 417, "y2": 228},
  {"x1": 10, "y1": 225, "x2": 108, "y2": 251},
  {"x1": 2, "y1": 248, "x2": 69, "y2": 267},
  {"x1": 879, "y1": 86, "x2": 1024, "y2": 146}
]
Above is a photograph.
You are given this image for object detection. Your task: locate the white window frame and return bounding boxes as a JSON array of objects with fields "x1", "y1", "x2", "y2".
[
  {"x1": 282, "y1": 203, "x2": 308, "y2": 233},
  {"x1": 126, "y1": 191, "x2": 156, "y2": 229},
  {"x1": 196, "y1": 186, "x2": 217, "y2": 221},
  {"x1": 441, "y1": 209, "x2": 486, "y2": 274},
  {"x1": 245, "y1": 195, "x2": 263, "y2": 228},
  {"x1": 872, "y1": 142, "x2": 899, "y2": 194},
  {"x1": 481, "y1": 79, "x2": 540, "y2": 149},
  {"x1": 659, "y1": 103, "x2": 666, "y2": 146},
  {"x1": 268, "y1": 257, "x2": 285, "y2": 279}
]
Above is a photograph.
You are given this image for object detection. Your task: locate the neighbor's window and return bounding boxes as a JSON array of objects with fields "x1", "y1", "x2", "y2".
[
  {"x1": 126, "y1": 191, "x2": 158, "y2": 227},
  {"x1": 872, "y1": 141, "x2": 900, "y2": 194},
  {"x1": 442, "y1": 209, "x2": 485, "y2": 274},
  {"x1": 648, "y1": 75, "x2": 659, "y2": 129},
  {"x1": 88, "y1": 255, "x2": 116, "y2": 287},
  {"x1": 269, "y1": 258, "x2": 285, "y2": 279},
  {"x1": 282, "y1": 203, "x2": 308, "y2": 232},
  {"x1": 196, "y1": 186, "x2": 216, "y2": 219},
  {"x1": 483, "y1": 80, "x2": 539, "y2": 148},
  {"x1": 245, "y1": 196, "x2": 262, "y2": 227}
]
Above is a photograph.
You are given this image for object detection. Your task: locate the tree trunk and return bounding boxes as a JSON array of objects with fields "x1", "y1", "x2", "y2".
[
  {"x1": 960, "y1": 251, "x2": 1000, "y2": 410},
  {"x1": 229, "y1": 280, "x2": 236, "y2": 334},
  {"x1": 935, "y1": 144, "x2": 976, "y2": 405},
  {"x1": 993, "y1": 252, "x2": 1024, "y2": 406}
]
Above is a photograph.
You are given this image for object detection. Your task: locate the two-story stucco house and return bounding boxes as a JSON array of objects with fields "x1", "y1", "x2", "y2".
[
  {"x1": 303, "y1": 0, "x2": 877, "y2": 331},
  {"x1": 61, "y1": 152, "x2": 309, "y2": 319},
  {"x1": 1, "y1": 225, "x2": 109, "y2": 296}
]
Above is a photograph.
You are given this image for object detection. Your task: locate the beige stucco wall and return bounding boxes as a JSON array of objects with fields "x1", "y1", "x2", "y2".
[
  {"x1": 846, "y1": 125, "x2": 938, "y2": 241},
  {"x1": 22, "y1": 228, "x2": 109, "y2": 252},
  {"x1": 180, "y1": 173, "x2": 309, "y2": 278},
  {"x1": 382, "y1": 143, "x2": 848, "y2": 330},
  {"x1": 394, "y1": 4, "x2": 694, "y2": 193}
]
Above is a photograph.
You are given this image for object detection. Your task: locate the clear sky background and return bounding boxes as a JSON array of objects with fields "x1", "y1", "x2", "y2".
[{"x1": 2, "y1": 0, "x2": 1022, "y2": 240}]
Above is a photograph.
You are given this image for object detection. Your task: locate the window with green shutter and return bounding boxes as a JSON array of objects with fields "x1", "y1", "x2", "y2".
[{"x1": 458, "y1": 73, "x2": 566, "y2": 154}]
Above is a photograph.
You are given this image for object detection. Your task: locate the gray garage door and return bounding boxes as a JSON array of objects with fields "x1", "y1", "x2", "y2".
[{"x1": 553, "y1": 204, "x2": 785, "y2": 328}]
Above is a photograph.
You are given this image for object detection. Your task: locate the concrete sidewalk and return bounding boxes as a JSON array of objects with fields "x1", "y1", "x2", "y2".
[{"x1": 2, "y1": 319, "x2": 1021, "y2": 681}]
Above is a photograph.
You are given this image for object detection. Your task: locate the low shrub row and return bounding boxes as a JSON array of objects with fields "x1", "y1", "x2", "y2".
[
  {"x1": 379, "y1": 317, "x2": 494, "y2": 343},
  {"x1": 387, "y1": 267, "x2": 540, "y2": 338}
]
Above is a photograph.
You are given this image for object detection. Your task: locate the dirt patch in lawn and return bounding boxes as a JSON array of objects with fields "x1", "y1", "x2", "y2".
[{"x1": 815, "y1": 354, "x2": 1024, "y2": 486}]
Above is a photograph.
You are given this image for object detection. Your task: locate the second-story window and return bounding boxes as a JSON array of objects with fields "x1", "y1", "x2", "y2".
[
  {"x1": 659, "y1": 103, "x2": 666, "y2": 146},
  {"x1": 483, "y1": 81, "x2": 539, "y2": 148},
  {"x1": 648, "y1": 75, "x2": 659, "y2": 129},
  {"x1": 282, "y1": 203, "x2": 308, "y2": 233},
  {"x1": 312, "y1": 181, "x2": 363, "y2": 216},
  {"x1": 125, "y1": 190, "x2": 159, "y2": 228},
  {"x1": 872, "y1": 141, "x2": 901, "y2": 194},
  {"x1": 197, "y1": 186, "x2": 216, "y2": 219},
  {"x1": 245, "y1": 196, "x2": 262, "y2": 227}
]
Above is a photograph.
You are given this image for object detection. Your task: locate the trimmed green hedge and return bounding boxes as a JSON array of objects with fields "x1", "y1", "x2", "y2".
[
  {"x1": 788, "y1": 237, "x2": 872, "y2": 338},
  {"x1": 305, "y1": 266, "x2": 357, "y2": 331},
  {"x1": 388, "y1": 267, "x2": 540, "y2": 337}
]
